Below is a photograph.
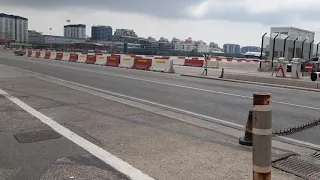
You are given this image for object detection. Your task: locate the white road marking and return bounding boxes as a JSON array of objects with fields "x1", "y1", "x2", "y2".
[
  {"x1": 1, "y1": 55, "x2": 320, "y2": 111},
  {"x1": 0, "y1": 88, "x2": 154, "y2": 180},
  {"x1": 3, "y1": 65, "x2": 320, "y2": 151}
]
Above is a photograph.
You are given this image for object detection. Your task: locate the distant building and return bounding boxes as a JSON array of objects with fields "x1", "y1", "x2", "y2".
[
  {"x1": 114, "y1": 29, "x2": 138, "y2": 37},
  {"x1": 223, "y1": 44, "x2": 240, "y2": 54},
  {"x1": 241, "y1": 46, "x2": 260, "y2": 54},
  {"x1": 28, "y1": 30, "x2": 42, "y2": 44},
  {"x1": 64, "y1": 24, "x2": 86, "y2": 39},
  {"x1": 0, "y1": 13, "x2": 28, "y2": 43},
  {"x1": 43, "y1": 35, "x2": 85, "y2": 45},
  {"x1": 269, "y1": 27, "x2": 315, "y2": 60},
  {"x1": 171, "y1": 37, "x2": 181, "y2": 44},
  {"x1": 173, "y1": 37, "x2": 210, "y2": 53},
  {"x1": 209, "y1": 42, "x2": 219, "y2": 48},
  {"x1": 91, "y1": 25, "x2": 112, "y2": 41},
  {"x1": 159, "y1": 37, "x2": 169, "y2": 43}
]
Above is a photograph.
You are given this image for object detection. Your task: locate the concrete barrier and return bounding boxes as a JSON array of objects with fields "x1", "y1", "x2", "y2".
[
  {"x1": 273, "y1": 78, "x2": 295, "y2": 86},
  {"x1": 254, "y1": 77, "x2": 274, "y2": 84},
  {"x1": 293, "y1": 80, "x2": 318, "y2": 89},
  {"x1": 236, "y1": 74, "x2": 255, "y2": 82}
]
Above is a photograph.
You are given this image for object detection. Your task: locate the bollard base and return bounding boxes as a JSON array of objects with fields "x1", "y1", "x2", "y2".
[
  {"x1": 253, "y1": 171, "x2": 271, "y2": 180},
  {"x1": 239, "y1": 137, "x2": 252, "y2": 146}
]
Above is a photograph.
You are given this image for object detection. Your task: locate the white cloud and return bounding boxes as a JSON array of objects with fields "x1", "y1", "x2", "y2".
[{"x1": 2, "y1": 2, "x2": 320, "y2": 47}]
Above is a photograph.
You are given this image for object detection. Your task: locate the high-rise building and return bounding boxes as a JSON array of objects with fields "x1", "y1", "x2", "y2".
[
  {"x1": 64, "y1": 24, "x2": 86, "y2": 39},
  {"x1": 241, "y1": 46, "x2": 260, "y2": 53},
  {"x1": 0, "y1": 13, "x2": 28, "y2": 43},
  {"x1": 91, "y1": 25, "x2": 112, "y2": 41},
  {"x1": 223, "y1": 44, "x2": 241, "y2": 54}
]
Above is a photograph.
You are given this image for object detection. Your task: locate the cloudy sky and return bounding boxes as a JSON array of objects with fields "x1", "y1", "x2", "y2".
[{"x1": 2, "y1": 0, "x2": 320, "y2": 46}]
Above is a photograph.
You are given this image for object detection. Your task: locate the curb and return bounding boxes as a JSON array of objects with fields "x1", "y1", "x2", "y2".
[{"x1": 180, "y1": 73, "x2": 320, "y2": 92}]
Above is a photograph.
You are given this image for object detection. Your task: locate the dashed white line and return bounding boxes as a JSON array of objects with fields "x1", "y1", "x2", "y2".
[{"x1": 0, "y1": 88, "x2": 154, "y2": 180}]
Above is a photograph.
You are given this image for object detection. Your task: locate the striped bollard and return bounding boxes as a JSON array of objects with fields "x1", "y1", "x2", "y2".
[{"x1": 253, "y1": 92, "x2": 272, "y2": 180}]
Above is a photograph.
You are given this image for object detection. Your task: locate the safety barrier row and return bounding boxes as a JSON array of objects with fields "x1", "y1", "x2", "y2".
[{"x1": 26, "y1": 51, "x2": 175, "y2": 73}]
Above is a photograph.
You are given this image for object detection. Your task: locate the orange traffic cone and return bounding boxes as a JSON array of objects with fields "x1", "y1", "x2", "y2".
[{"x1": 239, "y1": 110, "x2": 253, "y2": 146}]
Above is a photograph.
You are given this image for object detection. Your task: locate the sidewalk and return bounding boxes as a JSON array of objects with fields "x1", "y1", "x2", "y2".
[{"x1": 0, "y1": 65, "x2": 303, "y2": 180}]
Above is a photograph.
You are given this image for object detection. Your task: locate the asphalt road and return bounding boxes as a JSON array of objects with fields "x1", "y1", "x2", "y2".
[{"x1": 0, "y1": 53, "x2": 320, "y2": 146}]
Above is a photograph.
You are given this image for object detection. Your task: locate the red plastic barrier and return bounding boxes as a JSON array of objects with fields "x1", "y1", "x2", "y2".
[
  {"x1": 69, "y1": 53, "x2": 78, "y2": 62},
  {"x1": 55, "y1": 53, "x2": 63, "y2": 60},
  {"x1": 27, "y1": 51, "x2": 32, "y2": 57},
  {"x1": 178, "y1": 56, "x2": 185, "y2": 59},
  {"x1": 44, "y1": 52, "x2": 51, "y2": 59},
  {"x1": 106, "y1": 55, "x2": 120, "y2": 67},
  {"x1": 132, "y1": 58, "x2": 152, "y2": 70},
  {"x1": 184, "y1": 59, "x2": 204, "y2": 67},
  {"x1": 226, "y1": 57, "x2": 233, "y2": 62},
  {"x1": 86, "y1": 55, "x2": 96, "y2": 64},
  {"x1": 216, "y1": 58, "x2": 222, "y2": 61},
  {"x1": 35, "y1": 51, "x2": 41, "y2": 58}
]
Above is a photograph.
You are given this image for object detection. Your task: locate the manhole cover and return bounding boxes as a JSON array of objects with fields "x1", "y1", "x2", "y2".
[
  {"x1": 14, "y1": 129, "x2": 62, "y2": 143},
  {"x1": 272, "y1": 154, "x2": 320, "y2": 179}
]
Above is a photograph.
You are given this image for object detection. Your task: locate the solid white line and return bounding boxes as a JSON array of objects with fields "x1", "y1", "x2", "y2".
[
  {"x1": 0, "y1": 88, "x2": 154, "y2": 180},
  {"x1": 2, "y1": 55, "x2": 320, "y2": 111},
  {"x1": 4, "y1": 65, "x2": 320, "y2": 151}
]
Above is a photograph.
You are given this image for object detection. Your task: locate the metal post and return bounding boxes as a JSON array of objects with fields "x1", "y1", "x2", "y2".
[
  {"x1": 316, "y1": 42, "x2": 320, "y2": 57},
  {"x1": 301, "y1": 39, "x2": 307, "y2": 59},
  {"x1": 271, "y1": 34, "x2": 279, "y2": 68},
  {"x1": 259, "y1": 32, "x2": 267, "y2": 68},
  {"x1": 253, "y1": 92, "x2": 272, "y2": 180},
  {"x1": 309, "y1": 40, "x2": 314, "y2": 59},
  {"x1": 283, "y1": 36, "x2": 289, "y2": 58},
  {"x1": 292, "y1": 38, "x2": 298, "y2": 60}
]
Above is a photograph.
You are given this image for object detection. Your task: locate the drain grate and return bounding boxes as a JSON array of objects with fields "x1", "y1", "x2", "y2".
[
  {"x1": 272, "y1": 154, "x2": 320, "y2": 180},
  {"x1": 14, "y1": 129, "x2": 62, "y2": 143},
  {"x1": 311, "y1": 151, "x2": 320, "y2": 161}
]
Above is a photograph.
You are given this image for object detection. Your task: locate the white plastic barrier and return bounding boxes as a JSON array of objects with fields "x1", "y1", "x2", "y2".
[
  {"x1": 61, "y1": 53, "x2": 70, "y2": 61},
  {"x1": 39, "y1": 51, "x2": 46, "y2": 58},
  {"x1": 171, "y1": 57, "x2": 185, "y2": 66},
  {"x1": 150, "y1": 59, "x2": 175, "y2": 73},
  {"x1": 77, "y1": 53, "x2": 87, "y2": 63},
  {"x1": 31, "y1": 51, "x2": 37, "y2": 57},
  {"x1": 119, "y1": 55, "x2": 134, "y2": 68},
  {"x1": 50, "y1": 52, "x2": 57, "y2": 60},
  {"x1": 204, "y1": 60, "x2": 219, "y2": 69},
  {"x1": 95, "y1": 54, "x2": 108, "y2": 65}
]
